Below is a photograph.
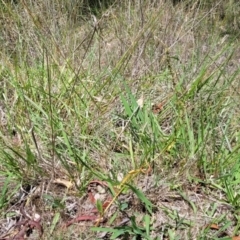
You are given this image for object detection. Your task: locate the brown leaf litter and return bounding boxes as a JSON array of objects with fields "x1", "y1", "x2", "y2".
[{"x1": 0, "y1": 172, "x2": 238, "y2": 239}]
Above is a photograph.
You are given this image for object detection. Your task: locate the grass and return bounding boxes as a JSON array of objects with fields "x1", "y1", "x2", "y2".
[{"x1": 0, "y1": 0, "x2": 240, "y2": 239}]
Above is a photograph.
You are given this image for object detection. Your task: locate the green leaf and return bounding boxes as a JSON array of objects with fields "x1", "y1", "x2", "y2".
[
  {"x1": 120, "y1": 202, "x2": 128, "y2": 211},
  {"x1": 25, "y1": 144, "x2": 36, "y2": 165},
  {"x1": 91, "y1": 226, "x2": 132, "y2": 239},
  {"x1": 126, "y1": 184, "x2": 153, "y2": 214},
  {"x1": 130, "y1": 216, "x2": 144, "y2": 234},
  {"x1": 110, "y1": 229, "x2": 129, "y2": 239},
  {"x1": 109, "y1": 212, "x2": 118, "y2": 225},
  {"x1": 0, "y1": 175, "x2": 11, "y2": 209},
  {"x1": 96, "y1": 199, "x2": 103, "y2": 215},
  {"x1": 50, "y1": 212, "x2": 60, "y2": 235},
  {"x1": 143, "y1": 214, "x2": 151, "y2": 236}
]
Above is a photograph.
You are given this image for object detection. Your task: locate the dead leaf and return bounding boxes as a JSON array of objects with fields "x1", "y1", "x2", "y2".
[
  {"x1": 53, "y1": 179, "x2": 73, "y2": 189},
  {"x1": 65, "y1": 215, "x2": 99, "y2": 227},
  {"x1": 93, "y1": 96, "x2": 107, "y2": 104},
  {"x1": 204, "y1": 223, "x2": 219, "y2": 230},
  {"x1": 209, "y1": 223, "x2": 219, "y2": 230},
  {"x1": 117, "y1": 173, "x2": 124, "y2": 182},
  {"x1": 232, "y1": 237, "x2": 240, "y2": 240},
  {"x1": 137, "y1": 96, "x2": 144, "y2": 108},
  {"x1": 97, "y1": 185, "x2": 106, "y2": 194},
  {"x1": 152, "y1": 102, "x2": 164, "y2": 114},
  {"x1": 64, "y1": 180, "x2": 114, "y2": 228}
]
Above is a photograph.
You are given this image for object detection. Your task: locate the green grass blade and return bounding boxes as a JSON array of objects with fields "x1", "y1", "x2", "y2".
[{"x1": 126, "y1": 184, "x2": 153, "y2": 215}]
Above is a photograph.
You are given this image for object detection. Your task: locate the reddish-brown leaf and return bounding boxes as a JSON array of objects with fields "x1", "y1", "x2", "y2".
[
  {"x1": 232, "y1": 236, "x2": 240, "y2": 240},
  {"x1": 65, "y1": 215, "x2": 99, "y2": 227},
  {"x1": 209, "y1": 223, "x2": 219, "y2": 230},
  {"x1": 152, "y1": 102, "x2": 164, "y2": 114}
]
